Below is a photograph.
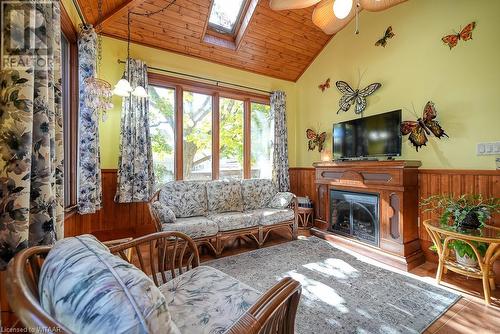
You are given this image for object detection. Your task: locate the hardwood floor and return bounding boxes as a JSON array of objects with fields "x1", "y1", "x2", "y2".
[{"x1": 206, "y1": 229, "x2": 499, "y2": 334}]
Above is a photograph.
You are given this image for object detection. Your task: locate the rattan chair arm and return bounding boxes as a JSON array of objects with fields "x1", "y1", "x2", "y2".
[
  {"x1": 226, "y1": 277, "x2": 302, "y2": 334},
  {"x1": 6, "y1": 246, "x2": 72, "y2": 333}
]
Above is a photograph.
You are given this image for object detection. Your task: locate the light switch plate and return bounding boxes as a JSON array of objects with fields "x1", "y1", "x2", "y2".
[{"x1": 477, "y1": 141, "x2": 500, "y2": 155}]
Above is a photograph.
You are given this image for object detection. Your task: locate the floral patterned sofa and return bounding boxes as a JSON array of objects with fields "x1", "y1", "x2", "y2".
[{"x1": 148, "y1": 179, "x2": 298, "y2": 255}]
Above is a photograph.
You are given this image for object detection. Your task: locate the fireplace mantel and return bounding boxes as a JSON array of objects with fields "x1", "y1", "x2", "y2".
[{"x1": 312, "y1": 160, "x2": 425, "y2": 270}]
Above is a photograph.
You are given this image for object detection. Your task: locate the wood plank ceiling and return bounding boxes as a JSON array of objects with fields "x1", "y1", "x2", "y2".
[{"x1": 76, "y1": 0, "x2": 332, "y2": 81}]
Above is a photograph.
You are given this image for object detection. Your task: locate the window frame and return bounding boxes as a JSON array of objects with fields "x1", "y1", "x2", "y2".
[
  {"x1": 207, "y1": 0, "x2": 248, "y2": 36},
  {"x1": 202, "y1": 0, "x2": 258, "y2": 50},
  {"x1": 148, "y1": 72, "x2": 270, "y2": 181},
  {"x1": 61, "y1": 3, "x2": 79, "y2": 216}
]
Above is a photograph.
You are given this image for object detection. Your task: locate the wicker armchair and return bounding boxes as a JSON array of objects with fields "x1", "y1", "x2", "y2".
[{"x1": 6, "y1": 231, "x2": 301, "y2": 334}]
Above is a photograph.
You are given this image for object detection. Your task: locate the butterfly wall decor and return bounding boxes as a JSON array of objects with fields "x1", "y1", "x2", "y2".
[
  {"x1": 306, "y1": 129, "x2": 327, "y2": 152},
  {"x1": 442, "y1": 22, "x2": 476, "y2": 49},
  {"x1": 375, "y1": 26, "x2": 395, "y2": 47},
  {"x1": 318, "y1": 78, "x2": 330, "y2": 92},
  {"x1": 336, "y1": 80, "x2": 381, "y2": 114},
  {"x1": 400, "y1": 101, "x2": 449, "y2": 152}
]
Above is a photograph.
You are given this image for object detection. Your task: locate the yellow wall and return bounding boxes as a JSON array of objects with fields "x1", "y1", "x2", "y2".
[
  {"x1": 98, "y1": 37, "x2": 297, "y2": 168},
  {"x1": 293, "y1": 0, "x2": 500, "y2": 169},
  {"x1": 62, "y1": 0, "x2": 499, "y2": 170}
]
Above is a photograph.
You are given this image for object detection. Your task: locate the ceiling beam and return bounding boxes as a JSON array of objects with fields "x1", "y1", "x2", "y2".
[{"x1": 95, "y1": 0, "x2": 145, "y2": 27}]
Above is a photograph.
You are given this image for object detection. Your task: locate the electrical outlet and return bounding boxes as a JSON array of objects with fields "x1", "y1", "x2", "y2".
[{"x1": 477, "y1": 141, "x2": 500, "y2": 155}]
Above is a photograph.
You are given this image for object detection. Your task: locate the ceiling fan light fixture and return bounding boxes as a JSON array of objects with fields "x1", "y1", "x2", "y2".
[{"x1": 333, "y1": 0, "x2": 353, "y2": 19}]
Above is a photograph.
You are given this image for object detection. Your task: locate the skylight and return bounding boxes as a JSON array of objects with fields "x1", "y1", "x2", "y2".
[{"x1": 208, "y1": 0, "x2": 246, "y2": 34}]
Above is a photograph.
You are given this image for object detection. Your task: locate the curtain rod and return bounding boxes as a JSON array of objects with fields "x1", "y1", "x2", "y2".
[
  {"x1": 70, "y1": 0, "x2": 87, "y2": 25},
  {"x1": 117, "y1": 59, "x2": 272, "y2": 95}
]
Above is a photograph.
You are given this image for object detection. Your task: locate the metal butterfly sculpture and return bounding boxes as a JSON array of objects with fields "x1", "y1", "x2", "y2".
[
  {"x1": 306, "y1": 129, "x2": 327, "y2": 152},
  {"x1": 375, "y1": 26, "x2": 395, "y2": 47},
  {"x1": 400, "y1": 101, "x2": 449, "y2": 152},
  {"x1": 442, "y1": 22, "x2": 476, "y2": 49},
  {"x1": 336, "y1": 80, "x2": 382, "y2": 114}
]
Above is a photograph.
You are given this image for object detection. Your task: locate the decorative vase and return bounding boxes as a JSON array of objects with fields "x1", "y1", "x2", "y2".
[
  {"x1": 455, "y1": 250, "x2": 478, "y2": 268},
  {"x1": 457, "y1": 211, "x2": 481, "y2": 229}
]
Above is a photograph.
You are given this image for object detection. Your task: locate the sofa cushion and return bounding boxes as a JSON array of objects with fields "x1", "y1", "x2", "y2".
[
  {"x1": 251, "y1": 208, "x2": 295, "y2": 226},
  {"x1": 241, "y1": 179, "x2": 277, "y2": 211},
  {"x1": 39, "y1": 235, "x2": 179, "y2": 334},
  {"x1": 159, "y1": 266, "x2": 260, "y2": 334},
  {"x1": 268, "y1": 192, "x2": 294, "y2": 209},
  {"x1": 161, "y1": 216, "x2": 218, "y2": 238},
  {"x1": 208, "y1": 212, "x2": 260, "y2": 231},
  {"x1": 206, "y1": 180, "x2": 243, "y2": 213},
  {"x1": 152, "y1": 201, "x2": 177, "y2": 224},
  {"x1": 159, "y1": 181, "x2": 208, "y2": 218}
]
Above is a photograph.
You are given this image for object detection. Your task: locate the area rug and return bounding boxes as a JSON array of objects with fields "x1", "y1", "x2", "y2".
[{"x1": 207, "y1": 237, "x2": 460, "y2": 334}]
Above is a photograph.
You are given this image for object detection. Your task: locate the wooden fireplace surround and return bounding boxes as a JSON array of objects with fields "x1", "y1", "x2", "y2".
[{"x1": 312, "y1": 160, "x2": 425, "y2": 271}]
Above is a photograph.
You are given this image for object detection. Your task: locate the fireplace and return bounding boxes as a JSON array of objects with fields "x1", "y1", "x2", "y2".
[{"x1": 330, "y1": 190, "x2": 379, "y2": 247}]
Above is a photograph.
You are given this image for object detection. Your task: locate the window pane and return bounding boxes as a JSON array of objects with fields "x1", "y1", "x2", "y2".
[
  {"x1": 149, "y1": 86, "x2": 176, "y2": 187},
  {"x1": 251, "y1": 103, "x2": 273, "y2": 179},
  {"x1": 208, "y1": 0, "x2": 245, "y2": 33},
  {"x1": 61, "y1": 33, "x2": 70, "y2": 207},
  {"x1": 219, "y1": 97, "x2": 243, "y2": 180},
  {"x1": 183, "y1": 91, "x2": 212, "y2": 180}
]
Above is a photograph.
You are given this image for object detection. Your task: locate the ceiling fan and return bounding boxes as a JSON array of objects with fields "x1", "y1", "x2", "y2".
[{"x1": 269, "y1": 0, "x2": 406, "y2": 35}]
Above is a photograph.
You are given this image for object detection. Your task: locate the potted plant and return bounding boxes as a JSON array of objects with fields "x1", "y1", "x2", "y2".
[{"x1": 421, "y1": 194, "x2": 500, "y2": 267}]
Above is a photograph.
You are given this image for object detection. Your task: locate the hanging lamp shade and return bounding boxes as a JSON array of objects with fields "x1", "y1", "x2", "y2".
[
  {"x1": 269, "y1": 0, "x2": 321, "y2": 10},
  {"x1": 131, "y1": 85, "x2": 148, "y2": 98},
  {"x1": 312, "y1": 0, "x2": 358, "y2": 35}
]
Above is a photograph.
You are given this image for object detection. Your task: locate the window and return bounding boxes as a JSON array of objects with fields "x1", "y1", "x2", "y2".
[
  {"x1": 60, "y1": 7, "x2": 78, "y2": 213},
  {"x1": 149, "y1": 86, "x2": 176, "y2": 187},
  {"x1": 251, "y1": 103, "x2": 274, "y2": 179},
  {"x1": 183, "y1": 91, "x2": 213, "y2": 181},
  {"x1": 61, "y1": 33, "x2": 71, "y2": 208},
  {"x1": 148, "y1": 73, "x2": 271, "y2": 182},
  {"x1": 208, "y1": 0, "x2": 246, "y2": 34},
  {"x1": 219, "y1": 97, "x2": 244, "y2": 179}
]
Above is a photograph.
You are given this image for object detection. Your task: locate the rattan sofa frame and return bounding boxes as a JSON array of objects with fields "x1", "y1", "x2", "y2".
[{"x1": 148, "y1": 191, "x2": 298, "y2": 256}]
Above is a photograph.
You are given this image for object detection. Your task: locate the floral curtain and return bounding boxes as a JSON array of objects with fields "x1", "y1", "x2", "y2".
[
  {"x1": 77, "y1": 26, "x2": 102, "y2": 214},
  {"x1": 0, "y1": 2, "x2": 63, "y2": 269},
  {"x1": 271, "y1": 91, "x2": 290, "y2": 192},
  {"x1": 115, "y1": 59, "x2": 154, "y2": 203}
]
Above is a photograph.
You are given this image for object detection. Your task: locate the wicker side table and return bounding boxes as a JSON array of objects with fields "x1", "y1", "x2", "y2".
[{"x1": 297, "y1": 206, "x2": 314, "y2": 228}]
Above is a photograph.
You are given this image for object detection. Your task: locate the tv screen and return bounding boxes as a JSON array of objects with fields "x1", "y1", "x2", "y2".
[{"x1": 333, "y1": 110, "x2": 402, "y2": 159}]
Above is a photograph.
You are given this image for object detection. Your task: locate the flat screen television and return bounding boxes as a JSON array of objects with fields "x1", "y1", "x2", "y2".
[{"x1": 333, "y1": 110, "x2": 402, "y2": 159}]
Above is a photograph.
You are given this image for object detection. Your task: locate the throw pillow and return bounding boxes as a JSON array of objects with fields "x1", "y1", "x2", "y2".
[
  {"x1": 152, "y1": 201, "x2": 177, "y2": 224},
  {"x1": 268, "y1": 192, "x2": 294, "y2": 209}
]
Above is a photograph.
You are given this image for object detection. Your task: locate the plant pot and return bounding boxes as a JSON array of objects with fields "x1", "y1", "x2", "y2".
[
  {"x1": 455, "y1": 250, "x2": 478, "y2": 268},
  {"x1": 458, "y1": 211, "x2": 481, "y2": 229}
]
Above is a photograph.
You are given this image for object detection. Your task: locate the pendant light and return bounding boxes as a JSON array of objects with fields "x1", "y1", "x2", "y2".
[
  {"x1": 113, "y1": 10, "x2": 148, "y2": 98},
  {"x1": 333, "y1": 0, "x2": 353, "y2": 19}
]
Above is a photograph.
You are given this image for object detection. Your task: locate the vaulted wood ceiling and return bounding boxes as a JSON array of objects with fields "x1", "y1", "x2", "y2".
[{"x1": 76, "y1": 0, "x2": 332, "y2": 81}]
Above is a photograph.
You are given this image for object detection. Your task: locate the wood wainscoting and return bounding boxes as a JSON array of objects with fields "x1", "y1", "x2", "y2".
[
  {"x1": 64, "y1": 169, "x2": 156, "y2": 240},
  {"x1": 289, "y1": 167, "x2": 500, "y2": 280}
]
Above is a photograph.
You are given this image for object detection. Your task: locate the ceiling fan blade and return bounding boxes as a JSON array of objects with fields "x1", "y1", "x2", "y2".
[
  {"x1": 312, "y1": 0, "x2": 359, "y2": 35},
  {"x1": 359, "y1": 0, "x2": 407, "y2": 11},
  {"x1": 269, "y1": 0, "x2": 322, "y2": 11}
]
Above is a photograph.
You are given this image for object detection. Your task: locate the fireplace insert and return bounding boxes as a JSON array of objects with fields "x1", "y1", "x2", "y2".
[{"x1": 330, "y1": 190, "x2": 379, "y2": 246}]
